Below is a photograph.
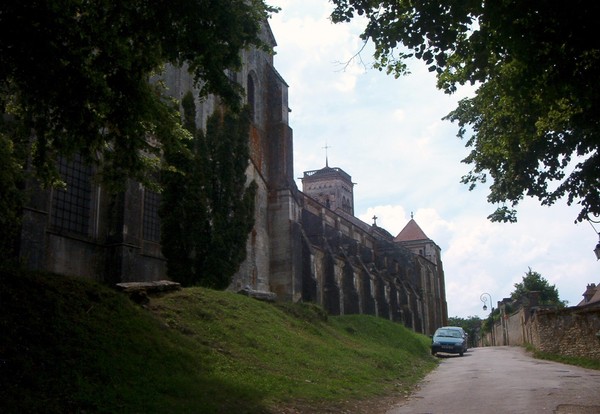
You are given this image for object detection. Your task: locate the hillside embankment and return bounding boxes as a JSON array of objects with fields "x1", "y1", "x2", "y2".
[{"x1": 0, "y1": 268, "x2": 437, "y2": 413}]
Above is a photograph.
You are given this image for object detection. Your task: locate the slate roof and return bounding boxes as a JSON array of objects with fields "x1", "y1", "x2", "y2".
[
  {"x1": 394, "y1": 218, "x2": 430, "y2": 242},
  {"x1": 335, "y1": 209, "x2": 371, "y2": 233},
  {"x1": 302, "y1": 165, "x2": 352, "y2": 183}
]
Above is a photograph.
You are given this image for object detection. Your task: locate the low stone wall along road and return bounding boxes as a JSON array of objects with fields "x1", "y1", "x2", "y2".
[{"x1": 387, "y1": 346, "x2": 600, "y2": 414}]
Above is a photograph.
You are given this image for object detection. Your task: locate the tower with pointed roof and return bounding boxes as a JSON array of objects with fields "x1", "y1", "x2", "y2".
[
  {"x1": 394, "y1": 217, "x2": 442, "y2": 267},
  {"x1": 394, "y1": 216, "x2": 447, "y2": 330}
]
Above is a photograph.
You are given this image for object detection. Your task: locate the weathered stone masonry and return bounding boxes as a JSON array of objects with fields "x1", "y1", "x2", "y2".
[
  {"x1": 297, "y1": 192, "x2": 447, "y2": 333},
  {"x1": 481, "y1": 295, "x2": 600, "y2": 360},
  {"x1": 17, "y1": 21, "x2": 447, "y2": 335}
]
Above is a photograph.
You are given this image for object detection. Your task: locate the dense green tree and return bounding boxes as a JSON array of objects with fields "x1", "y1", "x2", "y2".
[
  {"x1": 160, "y1": 92, "x2": 256, "y2": 288},
  {"x1": 0, "y1": 133, "x2": 24, "y2": 261},
  {"x1": 447, "y1": 315, "x2": 482, "y2": 347},
  {"x1": 480, "y1": 308, "x2": 499, "y2": 335},
  {"x1": 331, "y1": 0, "x2": 600, "y2": 223},
  {"x1": 510, "y1": 268, "x2": 566, "y2": 307},
  {"x1": 0, "y1": 0, "x2": 275, "y2": 188}
]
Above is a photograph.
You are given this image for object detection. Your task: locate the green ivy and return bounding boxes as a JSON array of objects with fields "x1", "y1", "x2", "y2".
[
  {"x1": 0, "y1": 133, "x2": 24, "y2": 262},
  {"x1": 160, "y1": 92, "x2": 256, "y2": 288}
]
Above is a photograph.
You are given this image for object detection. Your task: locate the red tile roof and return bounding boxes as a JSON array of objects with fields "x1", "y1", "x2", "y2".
[{"x1": 394, "y1": 219, "x2": 430, "y2": 242}]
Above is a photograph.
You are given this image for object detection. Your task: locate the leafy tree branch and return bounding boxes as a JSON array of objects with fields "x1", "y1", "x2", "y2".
[
  {"x1": 331, "y1": 0, "x2": 600, "y2": 222},
  {"x1": 0, "y1": 0, "x2": 276, "y2": 189}
]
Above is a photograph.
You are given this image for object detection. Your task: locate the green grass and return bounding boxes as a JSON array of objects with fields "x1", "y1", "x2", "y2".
[
  {"x1": 524, "y1": 343, "x2": 600, "y2": 371},
  {"x1": 0, "y1": 268, "x2": 437, "y2": 413}
]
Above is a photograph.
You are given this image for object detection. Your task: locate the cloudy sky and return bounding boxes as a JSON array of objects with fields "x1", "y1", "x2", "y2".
[{"x1": 268, "y1": 0, "x2": 598, "y2": 318}]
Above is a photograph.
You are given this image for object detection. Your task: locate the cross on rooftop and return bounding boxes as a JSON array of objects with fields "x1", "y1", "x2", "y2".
[{"x1": 322, "y1": 143, "x2": 332, "y2": 167}]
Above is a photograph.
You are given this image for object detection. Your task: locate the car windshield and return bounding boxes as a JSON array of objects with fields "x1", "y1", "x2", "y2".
[{"x1": 436, "y1": 329, "x2": 462, "y2": 338}]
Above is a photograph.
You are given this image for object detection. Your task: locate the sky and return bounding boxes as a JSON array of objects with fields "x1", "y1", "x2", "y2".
[{"x1": 267, "y1": 0, "x2": 599, "y2": 318}]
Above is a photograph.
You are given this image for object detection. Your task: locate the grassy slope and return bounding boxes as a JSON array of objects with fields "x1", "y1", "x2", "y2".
[{"x1": 0, "y1": 268, "x2": 437, "y2": 413}]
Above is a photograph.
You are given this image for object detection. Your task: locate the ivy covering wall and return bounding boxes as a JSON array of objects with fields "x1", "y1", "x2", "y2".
[{"x1": 160, "y1": 92, "x2": 256, "y2": 288}]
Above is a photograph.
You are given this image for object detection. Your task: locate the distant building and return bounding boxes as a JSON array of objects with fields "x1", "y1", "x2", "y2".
[
  {"x1": 298, "y1": 162, "x2": 447, "y2": 333},
  {"x1": 577, "y1": 283, "x2": 600, "y2": 308}
]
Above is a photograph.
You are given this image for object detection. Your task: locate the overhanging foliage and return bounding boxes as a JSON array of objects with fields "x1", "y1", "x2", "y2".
[
  {"x1": 0, "y1": 0, "x2": 276, "y2": 188},
  {"x1": 331, "y1": 0, "x2": 600, "y2": 222}
]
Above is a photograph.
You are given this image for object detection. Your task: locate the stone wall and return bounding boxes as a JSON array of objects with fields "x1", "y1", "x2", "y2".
[
  {"x1": 487, "y1": 309, "x2": 525, "y2": 346},
  {"x1": 482, "y1": 305, "x2": 600, "y2": 360},
  {"x1": 506, "y1": 310, "x2": 524, "y2": 346},
  {"x1": 529, "y1": 307, "x2": 600, "y2": 359}
]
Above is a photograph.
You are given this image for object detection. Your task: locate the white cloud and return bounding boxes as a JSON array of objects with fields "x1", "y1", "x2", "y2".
[
  {"x1": 333, "y1": 70, "x2": 359, "y2": 93},
  {"x1": 358, "y1": 205, "x2": 408, "y2": 235},
  {"x1": 392, "y1": 109, "x2": 406, "y2": 122}
]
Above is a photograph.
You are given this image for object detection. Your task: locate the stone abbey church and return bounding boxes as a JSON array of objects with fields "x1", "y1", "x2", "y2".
[{"x1": 18, "y1": 22, "x2": 447, "y2": 334}]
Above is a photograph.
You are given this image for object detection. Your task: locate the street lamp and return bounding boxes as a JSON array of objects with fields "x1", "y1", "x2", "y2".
[
  {"x1": 480, "y1": 292, "x2": 493, "y2": 312},
  {"x1": 480, "y1": 292, "x2": 495, "y2": 347},
  {"x1": 588, "y1": 220, "x2": 600, "y2": 260}
]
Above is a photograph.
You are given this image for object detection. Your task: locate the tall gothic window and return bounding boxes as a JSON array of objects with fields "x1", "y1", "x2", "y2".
[
  {"x1": 143, "y1": 189, "x2": 161, "y2": 242},
  {"x1": 50, "y1": 154, "x2": 92, "y2": 236}
]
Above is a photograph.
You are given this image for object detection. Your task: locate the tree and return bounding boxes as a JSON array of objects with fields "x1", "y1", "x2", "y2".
[
  {"x1": 160, "y1": 92, "x2": 256, "y2": 288},
  {"x1": 0, "y1": 133, "x2": 24, "y2": 261},
  {"x1": 511, "y1": 268, "x2": 566, "y2": 307},
  {"x1": 331, "y1": 1, "x2": 600, "y2": 223},
  {"x1": 447, "y1": 315, "x2": 482, "y2": 348},
  {"x1": 0, "y1": 0, "x2": 276, "y2": 188}
]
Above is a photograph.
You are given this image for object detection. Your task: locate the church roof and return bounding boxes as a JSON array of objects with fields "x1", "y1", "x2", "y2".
[
  {"x1": 394, "y1": 218, "x2": 430, "y2": 242},
  {"x1": 302, "y1": 165, "x2": 352, "y2": 183}
]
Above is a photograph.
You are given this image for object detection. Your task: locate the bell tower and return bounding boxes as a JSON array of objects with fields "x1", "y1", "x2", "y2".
[{"x1": 301, "y1": 160, "x2": 355, "y2": 215}]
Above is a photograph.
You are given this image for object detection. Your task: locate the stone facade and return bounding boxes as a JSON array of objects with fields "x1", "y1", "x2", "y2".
[
  {"x1": 17, "y1": 21, "x2": 447, "y2": 334},
  {"x1": 297, "y1": 192, "x2": 447, "y2": 333},
  {"x1": 302, "y1": 165, "x2": 355, "y2": 215},
  {"x1": 19, "y1": 155, "x2": 167, "y2": 284}
]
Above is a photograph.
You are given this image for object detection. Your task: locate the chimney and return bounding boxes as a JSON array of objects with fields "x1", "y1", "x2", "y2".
[{"x1": 583, "y1": 283, "x2": 597, "y2": 303}]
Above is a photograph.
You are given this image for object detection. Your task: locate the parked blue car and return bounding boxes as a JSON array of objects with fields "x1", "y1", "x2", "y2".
[
  {"x1": 442, "y1": 326, "x2": 468, "y2": 352},
  {"x1": 431, "y1": 327, "x2": 466, "y2": 356}
]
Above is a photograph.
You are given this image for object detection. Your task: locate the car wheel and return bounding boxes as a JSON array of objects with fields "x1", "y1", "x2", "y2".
[{"x1": 459, "y1": 351, "x2": 464, "y2": 357}]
